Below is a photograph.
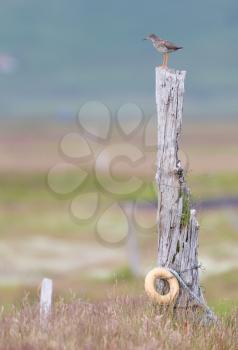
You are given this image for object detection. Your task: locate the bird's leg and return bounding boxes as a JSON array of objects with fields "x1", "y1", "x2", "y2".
[
  {"x1": 165, "y1": 53, "x2": 170, "y2": 68},
  {"x1": 161, "y1": 54, "x2": 166, "y2": 68}
]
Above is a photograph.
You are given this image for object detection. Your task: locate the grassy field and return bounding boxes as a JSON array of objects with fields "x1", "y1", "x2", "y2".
[
  {"x1": 0, "y1": 168, "x2": 237, "y2": 313},
  {"x1": 0, "y1": 296, "x2": 237, "y2": 350},
  {"x1": 0, "y1": 121, "x2": 237, "y2": 319}
]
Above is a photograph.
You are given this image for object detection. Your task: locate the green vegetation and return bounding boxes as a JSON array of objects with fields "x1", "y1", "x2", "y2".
[
  {"x1": 1, "y1": 171, "x2": 237, "y2": 204},
  {"x1": 211, "y1": 300, "x2": 238, "y2": 317},
  {"x1": 188, "y1": 173, "x2": 238, "y2": 200},
  {"x1": 180, "y1": 190, "x2": 191, "y2": 227},
  {"x1": 108, "y1": 266, "x2": 136, "y2": 282},
  {"x1": 0, "y1": 171, "x2": 237, "y2": 314}
]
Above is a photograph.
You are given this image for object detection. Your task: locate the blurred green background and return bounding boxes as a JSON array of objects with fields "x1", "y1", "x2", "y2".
[{"x1": 0, "y1": 1, "x2": 237, "y2": 316}]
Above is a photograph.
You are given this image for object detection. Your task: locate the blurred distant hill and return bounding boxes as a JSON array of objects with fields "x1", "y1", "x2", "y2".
[{"x1": 0, "y1": 0, "x2": 237, "y2": 118}]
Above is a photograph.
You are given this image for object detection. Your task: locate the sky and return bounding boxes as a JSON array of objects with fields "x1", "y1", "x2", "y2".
[{"x1": 0, "y1": 0, "x2": 237, "y2": 119}]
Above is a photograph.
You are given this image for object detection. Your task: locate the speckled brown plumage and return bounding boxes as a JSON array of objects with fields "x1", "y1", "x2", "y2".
[{"x1": 144, "y1": 33, "x2": 183, "y2": 68}]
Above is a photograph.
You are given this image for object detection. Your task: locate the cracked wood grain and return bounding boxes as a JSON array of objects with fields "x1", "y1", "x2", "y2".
[{"x1": 156, "y1": 67, "x2": 205, "y2": 307}]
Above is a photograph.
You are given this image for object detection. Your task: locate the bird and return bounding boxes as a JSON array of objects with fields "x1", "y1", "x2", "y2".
[{"x1": 143, "y1": 34, "x2": 183, "y2": 68}]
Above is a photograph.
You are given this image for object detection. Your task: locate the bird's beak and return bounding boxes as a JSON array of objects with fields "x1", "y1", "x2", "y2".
[{"x1": 142, "y1": 37, "x2": 147, "y2": 41}]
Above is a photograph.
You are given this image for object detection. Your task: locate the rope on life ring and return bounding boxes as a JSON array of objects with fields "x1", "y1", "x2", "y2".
[{"x1": 144, "y1": 267, "x2": 179, "y2": 305}]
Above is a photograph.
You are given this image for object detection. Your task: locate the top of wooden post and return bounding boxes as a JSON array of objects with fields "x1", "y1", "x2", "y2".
[
  {"x1": 155, "y1": 67, "x2": 186, "y2": 108},
  {"x1": 156, "y1": 66, "x2": 186, "y2": 76}
]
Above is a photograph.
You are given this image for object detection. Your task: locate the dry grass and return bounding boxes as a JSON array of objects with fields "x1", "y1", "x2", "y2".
[{"x1": 0, "y1": 296, "x2": 237, "y2": 350}]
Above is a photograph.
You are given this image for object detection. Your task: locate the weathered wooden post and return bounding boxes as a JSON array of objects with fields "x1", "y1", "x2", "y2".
[{"x1": 154, "y1": 67, "x2": 205, "y2": 309}]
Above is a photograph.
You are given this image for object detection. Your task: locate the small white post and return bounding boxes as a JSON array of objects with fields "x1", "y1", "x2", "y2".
[{"x1": 40, "y1": 278, "x2": 53, "y2": 324}]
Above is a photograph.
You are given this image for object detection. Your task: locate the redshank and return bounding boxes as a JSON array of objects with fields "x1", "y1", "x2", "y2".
[{"x1": 144, "y1": 34, "x2": 183, "y2": 68}]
